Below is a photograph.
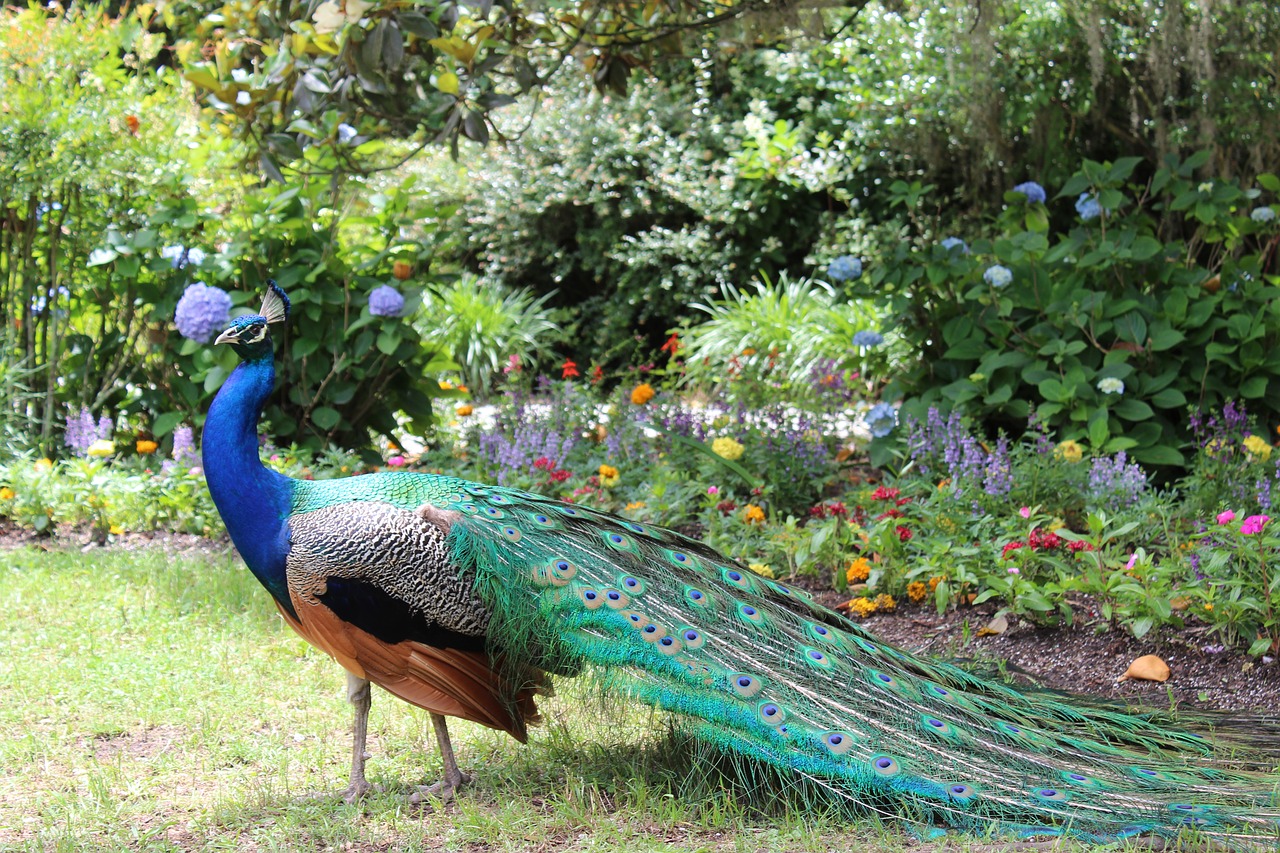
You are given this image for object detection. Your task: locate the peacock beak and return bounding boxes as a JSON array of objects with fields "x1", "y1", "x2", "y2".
[{"x1": 214, "y1": 327, "x2": 239, "y2": 346}]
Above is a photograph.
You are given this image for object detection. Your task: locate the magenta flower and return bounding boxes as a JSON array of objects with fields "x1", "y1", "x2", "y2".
[
  {"x1": 1007, "y1": 567, "x2": 1020, "y2": 575},
  {"x1": 1241, "y1": 515, "x2": 1271, "y2": 535},
  {"x1": 1019, "y1": 506, "x2": 1031, "y2": 519},
  {"x1": 707, "y1": 486, "x2": 720, "y2": 496},
  {"x1": 1125, "y1": 553, "x2": 1137, "y2": 570},
  {"x1": 1217, "y1": 510, "x2": 1236, "y2": 525},
  {"x1": 387, "y1": 455, "x2": 406, "y2": 467}
]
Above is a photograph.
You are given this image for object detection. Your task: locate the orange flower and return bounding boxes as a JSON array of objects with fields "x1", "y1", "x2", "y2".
[
  {"x1": 0, "y1": 487, "x2": 14, "y2": 501},
  {"x1": 660, "y1": 333, "x2": 681, "y2": 355},
  {"x1": 561, "y1": 358, "x2": 580, "y2": 379},
  {"x1": 124, "y1": 114, "x2": 140, "y2": 135},
  {"x1": 456, "y1": 404, "x2": 474, "y2": 417},
  {"x1": 741, "y1": 347, "x2": 757, "y2": 356},
  {"x1": 630, "y1": 383, "x2": 656, "y2": 405},
  {"x1": 743, "y1": 504, "x2": 765, "y2": 524},
  {"x1": 928, "y1": 575, "x2": 944, "y2": 591},
  {"x1": 136, "y1": 440, "x2": 158, "y2": 454},
  {"x1": 392, "y1": 260, "x2": 413, "y2": 280},
  {"x1": 847, "y1": 598, "x2": 877, "y2": 617},
  {"x1": 846, "y1": 558, "x2": 871, "y2": 583},
  {"x1": 907, "y1": 581, "x2": 928, "y2": 603}
]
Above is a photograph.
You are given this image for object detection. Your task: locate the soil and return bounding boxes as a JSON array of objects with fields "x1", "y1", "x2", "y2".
[{"x1": 6, "y1": 523, "x2": 1280, "y2": 715}]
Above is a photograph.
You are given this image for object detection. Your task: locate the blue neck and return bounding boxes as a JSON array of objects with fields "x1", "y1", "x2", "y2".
[{"x1": 202, "y1": 356, "x2": 296, "y2": 615}]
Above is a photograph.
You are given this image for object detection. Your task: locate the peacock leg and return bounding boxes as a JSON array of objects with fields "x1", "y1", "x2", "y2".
[
  {"x1": 342, "y1": 672, "x2": 374, "y2": 802},
  {"x1": 409, "y1": 712, "x2": 471, "y2": 803}
]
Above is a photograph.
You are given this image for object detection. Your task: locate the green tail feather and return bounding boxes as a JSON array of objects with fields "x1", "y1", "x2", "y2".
[{"x1": 437, "y1": 483, "x2": 1280, "y2": 843}]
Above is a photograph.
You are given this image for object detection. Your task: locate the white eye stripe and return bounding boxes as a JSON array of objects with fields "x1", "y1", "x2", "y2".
[{"x1": 242, "y1": 325, "x2": 267, "y2": 343}]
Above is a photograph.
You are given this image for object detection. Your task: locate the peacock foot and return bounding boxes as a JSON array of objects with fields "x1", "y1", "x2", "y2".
[
  {"x1": 408, "y1": 770, "x2": 471, "y2": 804},
  {"x1": 340, "y1": 778, "x2": 377, "y2": 803}
]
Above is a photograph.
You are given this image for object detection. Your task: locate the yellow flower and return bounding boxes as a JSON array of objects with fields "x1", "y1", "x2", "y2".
[
  {"x1": 846, "y1": 557, "x2": 871, "y2": 584},
  {"x1": 625, "y1": 501, "x2": 647, "y2": 511},
  {"x1": 1205, "y1": 438, "x2": 1227, "y2": 457},
  {"x1": 748, "y1": 563, "x2": 775, "y2": 579},
  {"x1": 630, "y1": 383, "x2": 656, "y2": 405},
  {"x1": 136, "y1": 440, "x2": 158, "y2": 454},
  {"x1": 598, "y1": 463, "x2": 620, "y2": 488},
  {"x1": 907, "y1": 581, "x2": 928, "y2": 603},
  {"x1": 741, "y1": 347, "x2": 757, "y2": 356},
  {"x1": 711, "y1": 436, "x2": 745, "y2": 461},
  {"x1": 1054, "y1": 440, "x2": 1083, "y2": 463},
  {"x1": 0, "y1": 487, "x2": 14, "y2": 501},
  {"x1": 456, "y1": 404, "x2": 474, "y2": 417},
  {"x1": 1244, "y1": 434, "x2": 1273, "y2": 461},
  {"x1": 873, "y1": 593, "x2": 896, "y2": 612},
  {"x1": 743, "y1": 504, "x2": 765, "y2": 524},
  {"x1": 438, "y1": 379, "x2": 455, "y2": 390},
  {"x1": 87, "y1": 440, "x2": 115, "y2": 457},
  {"x1": 35, "y1": 458, "x2": 53, "y2": 471},
  {"x1": 928, "y1": 575, "x2": 944, "y2": 591},
  {"x1": 847, "y1": 598, "x2": 877, "y2": 617},
  {"x1": 1204, "y1": 603, "x2": 1214, "y2": 611},
  {"x1": 109, "y1": 524, "x2": 124, "y2": 535}
]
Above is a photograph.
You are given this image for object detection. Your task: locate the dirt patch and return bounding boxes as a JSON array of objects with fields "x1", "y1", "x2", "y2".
[{"x1": 85, "y1": 724, "x2": 186, "y2": 763}]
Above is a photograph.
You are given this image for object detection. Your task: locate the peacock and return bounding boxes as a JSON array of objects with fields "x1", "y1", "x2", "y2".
[{"x1": 202, "y1": 283, "x2": 1280, "y2": 845}]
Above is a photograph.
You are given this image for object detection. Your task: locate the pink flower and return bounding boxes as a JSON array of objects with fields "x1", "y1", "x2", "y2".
[
  {"x1": 707, "y1": 486, "x2": 720, "y2": 496},
  {"x1": 387, "y1": 455, "x2": 406, "y2": 467},
  {"x1": 1241, "y1": 515, "x2": 1271, "y2": 536},
  {"x1": 1125, "y1": 553, "x2": 1137, "y2": 570},
  {"x1": 1019, "y1": 506, "x2": 1031, "y2": 519},
  {"x1": 1217, "y1": 510, "x2": 1236, "y2": 525},
  {"x1": 1008, "y1": 567, "x2": 1020, "y2": 575}
]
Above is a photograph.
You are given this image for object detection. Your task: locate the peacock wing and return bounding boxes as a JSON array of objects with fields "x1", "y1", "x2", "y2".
[
  {"x1": 437, "y1": 481, "x2": 1280, "y2": 844},
  {"x1": 284, "y1": 495, "x2": 538, "y2": 740}
]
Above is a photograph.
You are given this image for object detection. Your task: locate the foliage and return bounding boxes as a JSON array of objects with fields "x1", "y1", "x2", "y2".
[
  {"x1": 415, "y1": 277, "x2": 559, "y2": 395},
  {"x1": 862, "y1": 154, "x2": 1280, "y2": 470},
  {"x1": 678, "y1": 274, "x2": 883, "y2": 395}
]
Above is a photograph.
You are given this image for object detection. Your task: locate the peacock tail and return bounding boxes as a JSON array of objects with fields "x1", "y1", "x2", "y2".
[{"x1": 289, "y1": 473, "x2": 1280, "y2": 845}]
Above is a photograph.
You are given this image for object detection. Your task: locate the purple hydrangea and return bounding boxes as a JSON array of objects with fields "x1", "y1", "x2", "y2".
[
  {"x1": 1012, "y1": 181, "x2": 1046, "y2": 204},
  {"x1": 853, "y1": 330, "x2": 884, "y2": 348},
  {"x1": 940, "y1": 237, "x2": 969, "y2": 254},
  {"x1": 1076, "y1": 193, "x2": 1103, "y2": 221},
  {"x1": 827, "y1": 255, "x2": 863, "y2": 282},
  {"x1": 174, "y1": 282, "x2": 232, "y2": 343},
  {"x1": 369, "y1": 285, "x2": 405, "y2": 317}
]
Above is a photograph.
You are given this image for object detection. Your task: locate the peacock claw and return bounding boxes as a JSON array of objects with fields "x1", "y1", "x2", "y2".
[
  {"x1": 340, "y1": 779, "x2": 377, "y2": 803},
  {"x1": 408, "y1": 770, "x2": 471, "y2": 805}
]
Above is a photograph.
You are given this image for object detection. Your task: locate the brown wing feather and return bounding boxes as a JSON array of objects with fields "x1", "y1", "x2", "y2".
[{"x1": 276, "y1": 592, "x2": 540, "y2": 742}]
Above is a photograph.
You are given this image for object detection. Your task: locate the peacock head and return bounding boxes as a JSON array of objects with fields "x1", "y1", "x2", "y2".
[{"x1": 214, "y1": 283, "x2": 290, "y2": 360}]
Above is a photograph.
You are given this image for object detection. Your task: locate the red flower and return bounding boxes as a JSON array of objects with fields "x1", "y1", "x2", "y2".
[
  {"x1": 533, "y1": 456, "x2": 553, "y2": 471},
  {"x1": 896, "y1": 525, "x2": 913, "y2": 542},
  {"x1": 808, "y1": 501, "x2": 849, "y2": 519},
  {"x1": 716, "y1": 500, "x2": 738, "y2": 515},
  {"x1": 1001, "y1": 541, "x2": 1025, "y2": 559},
  {"x1": 561, "y1": 358, "x2": 580, "y2": 379},
  {"x1": 1028, "y1": 528, "x2": 1063, "y2": 550},
  {"x1": 124, "y1": 114, "x2": 140, "y2": 135},
  {"x1": 661, "y1": 333, "x2": 681, "y2": 355},
  {"x1": 549, "y1": 469, "x2": 571, "y2": 482},
  {"x1": 894, "y1": 497, "x2": 913, "y2": 507},
  {"x1": 1067, "y1": 539, "x2": 1095, "y2": 553},
  {"x1": 590, "y1": 365, "x2": 604, "y2": 384},
  {"x1": 874, "y1": 509, "x2": 904, "y2": 521},
  {"x1": 871, "y1": 486, "x2": 900, "y2": 501}
]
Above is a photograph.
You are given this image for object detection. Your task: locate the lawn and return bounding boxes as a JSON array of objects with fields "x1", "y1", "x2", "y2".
[{"x1": 1, "y1": 544, "x2": 956, "y2": 853}]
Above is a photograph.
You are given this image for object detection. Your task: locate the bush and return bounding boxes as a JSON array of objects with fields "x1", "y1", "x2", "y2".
[{"x1": 863, "y1": 155, "x2": 1280, "y2": 470}]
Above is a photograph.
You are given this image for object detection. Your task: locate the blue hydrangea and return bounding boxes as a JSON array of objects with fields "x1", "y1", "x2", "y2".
[
  {"x1": 1251, "y1": 206, "x2": 1276, "y2": 223},
  {"x1": 827, "y1": 255, "x2": 862, "y2": 282},
  {"x1": 369, "y1": 285, "x2": 405, "y2": 317},
  {"x1": 983, "y1": 264, "x2": 1013, "y2": 288},
  {"x1": 853, "y1": 330, "x2": 884, "y2": 348},
  {"x1": 1012, "y1": 181, "x2": 1046, "y2": 204},
  {"x1": 161, "y1": 245, "x2": 206, "y2": 269},
  {"x1": 865, "y1": 402, "x2": 897, "y2": 438},
  {"x1": 1076, "y1": 193, "x2": 1103, "y2": 221},
  {"x1": 174, "y1": 282, "x2": 232, "y2": 343},
  {"x1": 940, "y1": 237, "x2": 969, "y2": 254},
  {"x1": 337, "y1": 123, "x2": 358, "y2": 144}
]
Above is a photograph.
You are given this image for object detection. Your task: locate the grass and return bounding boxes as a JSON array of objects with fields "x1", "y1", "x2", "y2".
[{"x1": 0, "y1": 544, "x2": 1108, "y2": 852}]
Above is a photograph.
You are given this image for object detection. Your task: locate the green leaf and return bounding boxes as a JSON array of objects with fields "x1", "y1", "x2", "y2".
[
  {"x1": 311, "y1": 406, "x2": 341, "y2": 431},
  {"x1": 151, "y1": 411, "x2": 185, "y2": 438},
  {"x1": 1130, "y1": 444, "x2": 1186, "y2": 467},
  {"x1": 1112, "y1": 399, "x2": 1154, "y2": 421},
  {"x1": 1114, "y1": 312, "x2": 1147, "y2": 344},
  {"x1": 376, "y1": 329, "x2": 401, "y2": 355},
  {"x1": 87, "y1": 248, "x2": 118, "y2": 266},
  {"x1": 646, "y1": 423, "x2": 759, "y2": 490},
  {"x1": 1129, "y1": 236, "x2": 1162, "y2": 261},
  {"x1": 1240, "y1": 376, "x2": 1268, "y2": 398},
  {"x1": 1248, "y1": 636, "x2": 1274, "y2": 657},
  {"x1": 1150, "y1": 387, "x2": 1187, "y2": 408},
  {"x1": 1146, "y1": 327, "x2": 1184, "y2": 351},
  {"x1": 1088, "y1": 410, "x2": 1109, "y2": 447}
]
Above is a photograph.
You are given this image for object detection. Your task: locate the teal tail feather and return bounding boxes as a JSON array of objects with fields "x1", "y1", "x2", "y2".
[{"x1": 443, "y1": 483, "x2": 1280, "y2": 846}]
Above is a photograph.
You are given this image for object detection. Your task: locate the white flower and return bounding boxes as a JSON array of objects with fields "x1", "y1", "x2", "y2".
[
  {"x1": 1252, "y1": 206, "x2": 1276, "y2": 223},
  {"x1": 983, "y1": 265, "x2": 1013, "y2": 288},
  {"x1": 1198, "y1": 182, "x2": 1214, "y2": 193},
  {"x1": 1097, "y1": 377, "x2": 1125, "y2": 395}
]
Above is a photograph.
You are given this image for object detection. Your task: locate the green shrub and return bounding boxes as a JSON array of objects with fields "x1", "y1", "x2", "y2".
[{"x1": 864, "y1": 154, "x2": 1280, "y2": 470}]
